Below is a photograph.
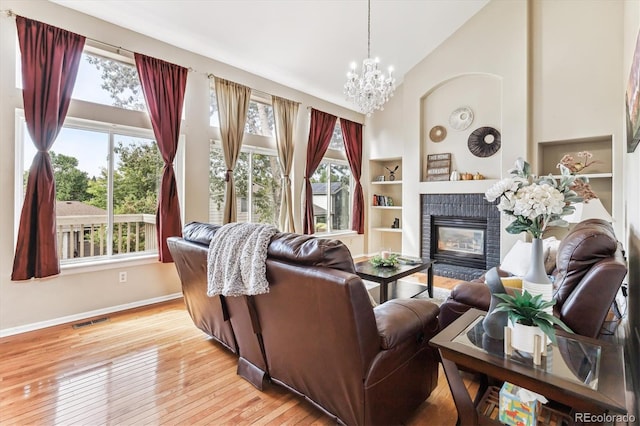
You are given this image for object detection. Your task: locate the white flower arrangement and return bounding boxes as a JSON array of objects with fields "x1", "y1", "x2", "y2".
[{"x1": 485, "y1": 158, "x2": 582, "y2": 238}]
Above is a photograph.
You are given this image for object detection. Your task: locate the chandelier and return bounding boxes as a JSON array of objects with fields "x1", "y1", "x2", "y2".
[{"x1": 344, "y1": 0, "x2": 395, "y2": 116}]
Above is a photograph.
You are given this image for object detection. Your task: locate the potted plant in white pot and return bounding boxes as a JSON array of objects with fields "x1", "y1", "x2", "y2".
[{"x1": 492, "y1": 290, "x2": 573, "y2": 354}]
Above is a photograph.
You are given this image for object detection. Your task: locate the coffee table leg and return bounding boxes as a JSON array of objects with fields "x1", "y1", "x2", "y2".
[
  {"x1": 380, "y1": 281, "x2": 389, "y2": 303},
  {"x1": 427, "y1": 264, "x2": 434, "y2": 298}
]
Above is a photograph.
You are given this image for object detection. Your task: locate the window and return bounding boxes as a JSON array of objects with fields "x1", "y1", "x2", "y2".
[
  {"x1": 310, "y1": 160, "x2": 352, "y2": 233},
  {"x1": 329, "y1": 121, "x2": 345, "y2": 151},
  {"x1": 16, "y1": 46, "x2": 146, "y2": 112},
  {"x1": 209, "y1": 82, "x2": 275, "y2": 137},
  {"x1": 209, "y1": 142, "x2": 281, "y2": 226},
  {"x1": 18, "y1": 116, "x2": 162, "y2": 263}
]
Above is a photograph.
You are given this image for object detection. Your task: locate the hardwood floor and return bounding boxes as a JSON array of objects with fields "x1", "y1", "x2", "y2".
[{"x1": 0, "y1": 277, "x2": 475, "y2": 425}]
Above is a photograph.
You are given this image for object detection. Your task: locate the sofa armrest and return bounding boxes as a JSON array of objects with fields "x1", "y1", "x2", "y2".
[{"x1": 374, "y1": 299, "x2": 439, "y2": 350}]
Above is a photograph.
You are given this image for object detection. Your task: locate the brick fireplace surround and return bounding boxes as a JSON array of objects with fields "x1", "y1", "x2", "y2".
[{"x1": 421, "y1": 193, "x2": 500, "y2": 281}]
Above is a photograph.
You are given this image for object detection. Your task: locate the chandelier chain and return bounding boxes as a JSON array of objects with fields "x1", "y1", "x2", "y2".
[{"x1": 367, "y1": 0, "x2": 371, "y2": 59}]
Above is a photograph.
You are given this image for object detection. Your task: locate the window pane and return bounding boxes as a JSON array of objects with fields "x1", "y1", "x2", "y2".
[
  {"x1": 246, "y1": 101, "x2": 275, "y2": 136},
  {"x1": 330, "y1": 163, "x2": 351, "y2": 231},
  {"x1": 209, "y1": 86, "x2": 219, "y2": 127},
  {"x1": 73, "y1": 53, "x2": 146, "y2": 111},
  {"x1": 310, "y1": 163, "x2": 328, "y2": 232},
  {"x1": 329, "y1": 121, "x2": 345, "y2": 151},
  {"x1": 208, "y1": 145, "x2": 250, "y2": 223},
  {"x1": 112, "y1": 134, "x2": 162, "y2": 256},
  {"x1": 251, "y1": 153, "x2": 281, "y2": 226}
]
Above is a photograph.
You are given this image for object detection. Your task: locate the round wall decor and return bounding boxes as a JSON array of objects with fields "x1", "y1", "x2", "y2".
[
  {"x1": 429, "y1": 125, "x2": 447, "y2": 142},
  {"x1": 468, "y1": 126, "x2": 501, "y2": 157},
  {"x1": 449, "y1": 106, "x2": 474, "y2": 131}
]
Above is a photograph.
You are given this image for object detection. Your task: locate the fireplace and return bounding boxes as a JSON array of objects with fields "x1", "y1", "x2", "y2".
[
  {"x1": 421, "y1": 193, "x2": 500, "y2": 281},
  {"x1": 432, "y1": 216, "x2": 487, "y2": 270}
]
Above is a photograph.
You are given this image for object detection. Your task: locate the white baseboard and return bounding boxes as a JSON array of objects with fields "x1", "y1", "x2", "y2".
[{"x1": 0, "y1": 293, "x2": 183, "y2": 338}]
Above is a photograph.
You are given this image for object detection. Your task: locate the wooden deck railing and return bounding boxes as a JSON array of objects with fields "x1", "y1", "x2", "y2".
[{"x1": 56, "y1": 214, "x2": 157, "y2": 260}]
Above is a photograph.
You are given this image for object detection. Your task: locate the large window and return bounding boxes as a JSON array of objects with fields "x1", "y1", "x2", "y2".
[
  {"x1": 18, "y1": 116, "x2": 162, "y2": 263},
  {"x1": 209, "y1": 143, "x2": 281, "y2": 226},
  {"x1": 310, "y1": 121, "x2": 352, "y2": 233}
]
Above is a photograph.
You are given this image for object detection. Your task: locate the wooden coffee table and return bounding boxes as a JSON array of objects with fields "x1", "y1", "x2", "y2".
[
  {"x1": 430, "y1": 309, "x2": 628, "y2": 425},
  {"x1": 354, "y1": 258, "x2": 434, "y2": 303}
]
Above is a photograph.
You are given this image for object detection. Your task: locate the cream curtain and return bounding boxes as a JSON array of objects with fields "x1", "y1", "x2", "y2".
[
  {"x1": 214, "y1": 78, "x2": 251, "y2": 223},
  {"x1": 272, "y1": 96, "x2": 300, "y2": 233}
]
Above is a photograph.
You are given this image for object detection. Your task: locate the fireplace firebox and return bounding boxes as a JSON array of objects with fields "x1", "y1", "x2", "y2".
[{"x1": 431, "y1": 216, "x2": 487, "y2": 270}]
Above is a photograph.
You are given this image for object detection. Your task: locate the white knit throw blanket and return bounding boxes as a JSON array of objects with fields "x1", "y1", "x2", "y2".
[{"x1": 207, "y1": 222, "x2": 278, "y2": 297}]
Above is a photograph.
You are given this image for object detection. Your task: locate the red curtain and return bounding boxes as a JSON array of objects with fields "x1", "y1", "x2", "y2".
[
  {"x1": 135, "y1": 53, "x2": 187, "y2": 263},
  {"x1": 340, "y1": 118, "x2": 364, "y2": 234},
  {"x1": 303, "y1": 109, "x2": 337, "y2": 234},
  {"x1": 12, "y1": 17, "x2": 85, "y2": 280}
]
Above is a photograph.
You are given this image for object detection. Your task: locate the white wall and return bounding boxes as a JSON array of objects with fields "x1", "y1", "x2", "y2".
[
  {"x1": 367, "y1": 0, "x2": 528, "y2": 258},
  {"x1": 0, "y1": 0, "x2": 364, "y2": 334},
  {"x1": 531, "y1": 0, "x2": 625, "y2": 238}
]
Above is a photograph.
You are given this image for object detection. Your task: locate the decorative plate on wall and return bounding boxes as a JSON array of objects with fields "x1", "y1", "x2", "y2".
[
  {"x1": 429, "y1": 125, "x2": 447, "y2": 142},
  {"x1": 467, "y1": 126, "x2": 501, "y2": 157},
  {"x1": 449, "y1": 106, "x2": 474, "y2": 131}
]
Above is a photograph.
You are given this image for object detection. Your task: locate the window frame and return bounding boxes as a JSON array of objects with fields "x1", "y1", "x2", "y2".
[
  {"x1": 14, "y1": 110, "x2": 185, "y2": 271},
  {"x1": 208, "y1": 140, "x2": 281, "y2": 225}
]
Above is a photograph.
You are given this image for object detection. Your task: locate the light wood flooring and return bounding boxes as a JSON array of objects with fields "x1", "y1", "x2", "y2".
[{"x1": 0, "y1": 276, "x2": 477, "y2": 425}]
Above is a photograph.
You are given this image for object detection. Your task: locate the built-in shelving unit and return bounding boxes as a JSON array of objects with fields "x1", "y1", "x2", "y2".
[
  {"x1": 369, "y1": 158, "x2": 403, "y2": 253},
  {"x1": 537, "y1": 135, "x2": 613, "y2": 213}
]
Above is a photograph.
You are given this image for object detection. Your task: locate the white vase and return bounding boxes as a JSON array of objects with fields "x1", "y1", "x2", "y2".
[
  {"x1": 509, "y1": 321, "x2": 548, "y2": 353},
  {"x1": 523, "y1": 237, "x2": 553, "y2": 313}
]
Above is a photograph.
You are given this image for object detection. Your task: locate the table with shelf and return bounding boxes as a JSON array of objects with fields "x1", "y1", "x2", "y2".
[{"x1": 430, "y1": 309, "x2": 627, "y2": 425}]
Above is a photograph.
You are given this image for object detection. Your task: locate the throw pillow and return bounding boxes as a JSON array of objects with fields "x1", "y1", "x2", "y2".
[
  {"x1": 500, "y1": 240, "x2": 550, "y2": 277},
  {"x1": 542, "y1": 236, "x2": 561, "y2": 274}
]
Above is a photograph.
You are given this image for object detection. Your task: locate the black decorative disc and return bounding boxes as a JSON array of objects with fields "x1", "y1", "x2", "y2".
[{"x1": 467, "y1": 127, "x2": 501, "y2": 158}]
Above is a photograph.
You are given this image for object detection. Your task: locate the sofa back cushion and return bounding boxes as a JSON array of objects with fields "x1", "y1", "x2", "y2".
[
  {"x1": 182, "y1": 222, "x2": 356, "y2": 274},
  {"x1": 553, "y1": 219, "x2": 619, "y2": 304}
]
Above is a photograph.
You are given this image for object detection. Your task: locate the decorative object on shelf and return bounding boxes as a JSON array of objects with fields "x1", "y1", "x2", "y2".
[
  {"x1": 467, "y1": 126, "x2": 501, "y2": 158},
  {"x1": 385, "y1": 165, "x2": 399, "y2": 181},
  {"x1": 391, "y1": 218, "x2": 400, "y2": 229},
  {"x1": 473, "y1": 172, "x2": 485, "y2": 180},
  {"x1": 373, "y1": 175, "x2": 385, "y2": 182},
  {"x1": 485, "y1": 158, "x2": 582, "y2": 305},
  {"x1": 343, "y1": 0, "x2": 395, "y2": 116},
  {"x1": 482, "y1": 268, "x2": 508, "y2": 340},
  {"x1": 370, "y1": 252, "x2": 399, "y2": 268},
  {"x1": 460, "y1": 172, "x2": 473, "y2": 180},
  {"x1": 425, "y1": 153, "x2": 451, "y2": 181},
  {"x1": 450, "y1": 170, "x2": 460, "y2": 181},
  {"x1": 625, "y1": 29, "x2": 640, "y2": 153},
  {"x1": 449, "y1": 106, "x2": 474, "y2": 131},
  {"x1": 494, "y1": 290, "x2": 573, "y2": 360},
  {"x1": 429, "y1": 125, "x2": 447, "y2": 142}
]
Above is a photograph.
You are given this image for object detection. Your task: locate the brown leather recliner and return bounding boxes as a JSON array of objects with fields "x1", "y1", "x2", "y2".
[
  {"x1": 439, "y1": 219, "x2": 627, "y2": 339},
  {"x1": 168, "y1": 222, "x2": 440, "y2": 426}
]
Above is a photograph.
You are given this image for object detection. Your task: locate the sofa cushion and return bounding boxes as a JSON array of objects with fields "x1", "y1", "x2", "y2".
[
  {"x1": 267, "y1": 232, "x2": 356, "y2": 273},
  {"x1": 182, "y1": 222, "x2": 222, "y2": 245}
]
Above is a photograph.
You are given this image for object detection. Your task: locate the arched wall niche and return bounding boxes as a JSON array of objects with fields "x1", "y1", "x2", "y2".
[{"x1": 420, "y1": 73, "x2": 503, "y2": 182}]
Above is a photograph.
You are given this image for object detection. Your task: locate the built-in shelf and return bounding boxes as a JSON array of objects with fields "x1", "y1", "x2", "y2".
[
  {"x1": 547, "y1": 172, "x2": 612, "y2": 179},
  {"x1": 371, "y1": 180, "x2": 403, "y2": 185},
  {"x1": 372, "y1": 227, "x2": 403, "y2": 233},
  {"x1": 369, "y1": 158, "x2": 403, "y2": 253}
]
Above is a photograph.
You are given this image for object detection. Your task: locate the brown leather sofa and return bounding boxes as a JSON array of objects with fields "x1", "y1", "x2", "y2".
[
  {"x1": 439, "y1": 219, "x2": 627, "y2": 339},
  {"x1": 167, "y1": 222, "x2": 440, "y2": 426}
]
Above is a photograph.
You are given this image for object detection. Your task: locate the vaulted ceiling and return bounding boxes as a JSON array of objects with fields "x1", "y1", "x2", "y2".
[{"x1": 50, "y1": 0, "x2": 489, "y2": 112}]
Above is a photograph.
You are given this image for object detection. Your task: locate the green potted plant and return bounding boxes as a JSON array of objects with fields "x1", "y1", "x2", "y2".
[{"x1": 492, "y1": 290, "x2": 572, "y2": 352}]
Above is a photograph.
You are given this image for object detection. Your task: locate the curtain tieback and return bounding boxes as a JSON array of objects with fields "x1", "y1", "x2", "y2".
[{"x1": 225, "y1": 169, "x2": 233, "y2": 182}]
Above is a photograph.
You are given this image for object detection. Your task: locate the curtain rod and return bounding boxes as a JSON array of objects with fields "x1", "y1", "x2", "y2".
[{"x1": 2, "y1": 9, "x2": 198, "y2": 73}]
